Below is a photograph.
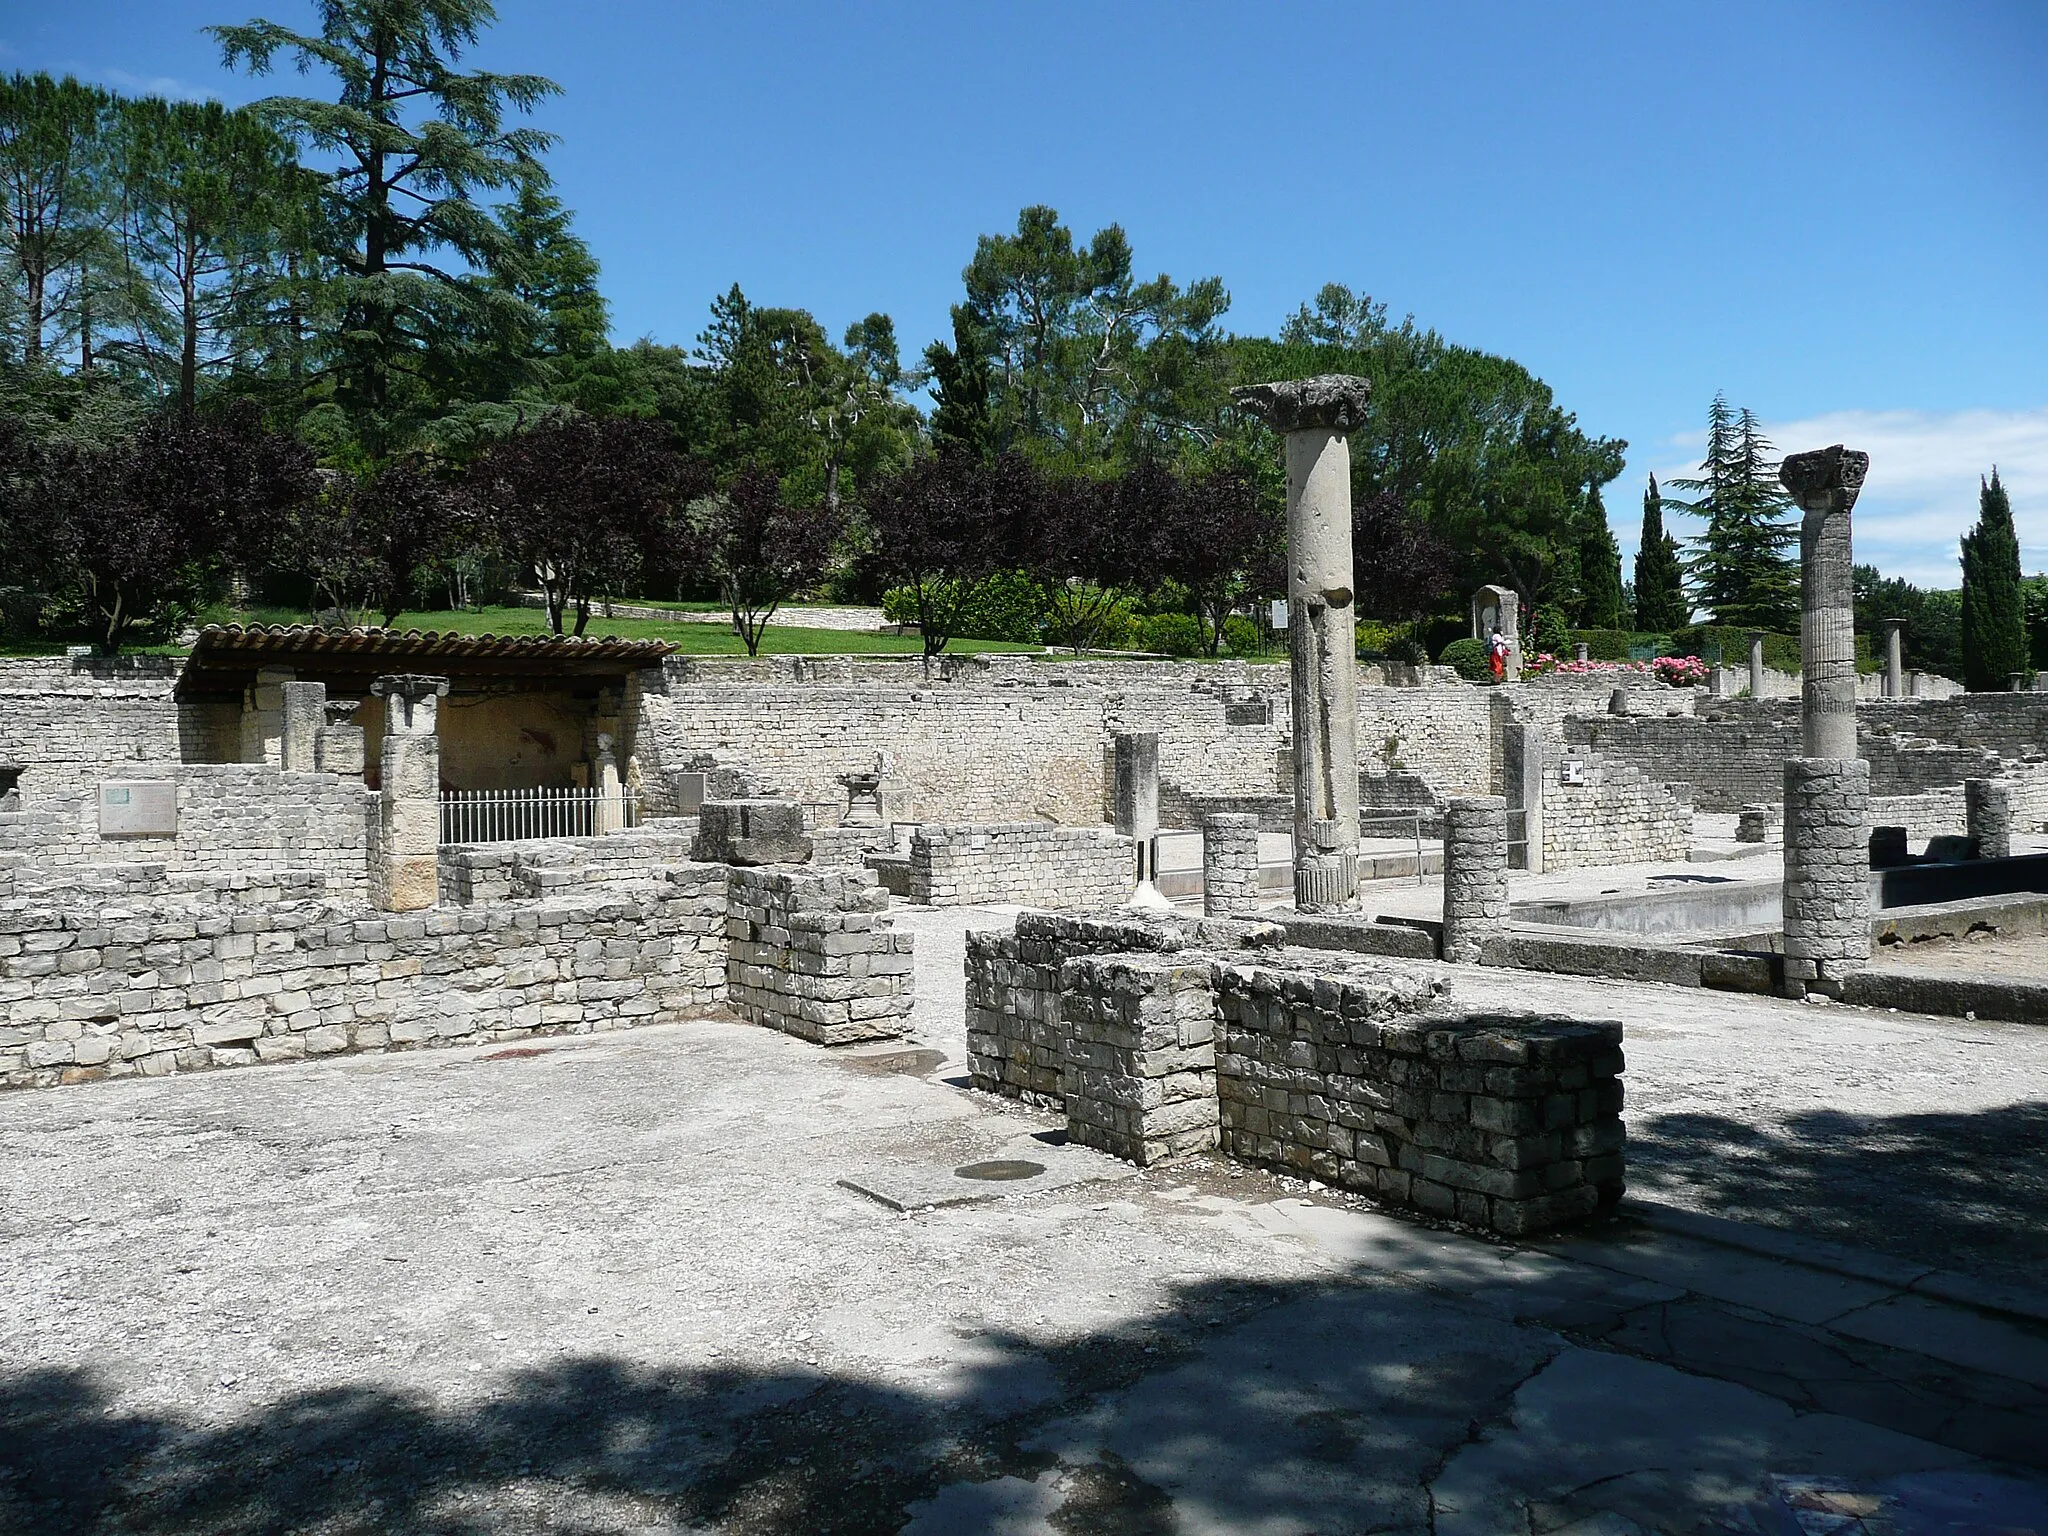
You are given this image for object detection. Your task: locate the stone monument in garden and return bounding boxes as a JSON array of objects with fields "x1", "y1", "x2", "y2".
[
  {"x1": 1230, "y1": 374, "x2": 1372, "y2": 911},
  {"x1": 1778, "y1": 445, "x2": 1872, "y2": 998}
]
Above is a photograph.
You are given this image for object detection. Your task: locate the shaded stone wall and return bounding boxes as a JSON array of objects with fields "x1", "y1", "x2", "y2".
[
  {"x1": 0, "y1": 868, "x2": 729, "y2": 1089},
  {"x1": 1214, "y1": 964, "x2": 1625, "y2": 1235},
  {"x1": 908, "y1": 824, "x2": 1132, "y2": 910}
]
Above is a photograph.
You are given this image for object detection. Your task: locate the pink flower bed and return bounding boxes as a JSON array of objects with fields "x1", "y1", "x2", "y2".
[{"x1": 1520, "y1": 652, "x2": 1709, "y2": 686}]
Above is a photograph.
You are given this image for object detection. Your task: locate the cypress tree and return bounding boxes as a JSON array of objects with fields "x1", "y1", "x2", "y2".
[
  {"x1": 1960, "y1": 467, "x2": 2025, "y2": 690},
  {"x1": 1633, "y1": 473, "x2": 1689, "y2": 631},
  {"x1": 1577, "y1": 485, "x2": 1624, "y2": 628}
]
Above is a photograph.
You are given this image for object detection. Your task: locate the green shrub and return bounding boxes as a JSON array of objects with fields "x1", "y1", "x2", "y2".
[
  {"x1": 1439, "y1": 636, "x2": 1490, "y2": 680},
  {"x1": 1222, "y1": 615, "x2": 1265, "y2": 656},
  {"x1": 881, "y1": 569, "x2": 1046, "y2": 644},
  {"x1": 1530, "y1": 605, "x2": 1573, "y2": 656},
  {"x1": 1127, "y1": 611, "x2": 1207, "y2": 657},
  {"x1": 1570, "y1": 628, "x2": 1668, "y2": 662}
]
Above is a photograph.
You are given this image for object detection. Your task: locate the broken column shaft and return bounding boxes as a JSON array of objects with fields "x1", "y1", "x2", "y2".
[{"x1": 1230, "y1": 374, "x2": 1372, "y2": 912}]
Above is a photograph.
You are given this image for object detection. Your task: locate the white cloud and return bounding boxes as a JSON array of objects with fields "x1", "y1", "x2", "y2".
[
  {"x1": 1639, "y1": 404, "x2": 2048, "y2": 589},
  {"x1": 41, "y1": 63, "x2": 222, "y2": 101}
]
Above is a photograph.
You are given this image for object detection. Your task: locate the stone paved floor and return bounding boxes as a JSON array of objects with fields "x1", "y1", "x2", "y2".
[
  {"x1": 3, "y1": 908, "x2": 2046, "y2": 1534},
  {"x1": 897, "y1": 907, "x2": 2048, "y2": 1291}
]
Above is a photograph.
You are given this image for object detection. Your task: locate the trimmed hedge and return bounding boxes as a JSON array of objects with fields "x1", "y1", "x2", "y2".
[{"x1": 1440, "y1": 637, "x2": 1490, "y2": 681}]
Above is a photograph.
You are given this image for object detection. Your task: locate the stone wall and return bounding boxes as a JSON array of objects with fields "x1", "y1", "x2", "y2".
[
  {"x1": 0, "y1": 765, "x2": 375, "y2": 897},
  {"x1": 634, "y1": 674, "x2": 1112, "y2": 825},
  {"x1": 1542, "y1": 750, "x2": 1693, "y2": 871},
  {"x1": 1059, "y1": 952, "x2": 1221, "y2": 1166},
  {"x1": 963, "y1": 911, "x2": 1628, "y2": 1236},
  {"x1": 1214, "y1": 963, "x2": 1626, "y2": 1234},
  {"x1": 0, "y1": 866, "x2": 729, "y2": 1088},
  {"x1": 908, "y1": 823, "x2": 1133, "y2": 910},
  {"x1": 0, "y1": 656, "x2": 233, "y2": 799},
  {"x1": 965, "y1": 912, "x2": 1284, "y2": 1104},
  {"x1": 1563, "y1": 700, "x2": 2047, "y2": 812},
  {"x1": 724, "y1": 866, "x2": 913, "y2": 1044}
]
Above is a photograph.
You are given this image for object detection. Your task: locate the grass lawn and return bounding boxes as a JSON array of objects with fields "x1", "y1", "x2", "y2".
[{"x1": 188, "y1": 604, "x2": 1042, "y2": 657}]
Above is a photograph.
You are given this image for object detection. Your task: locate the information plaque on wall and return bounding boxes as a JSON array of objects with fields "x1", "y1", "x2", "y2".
[{"x1": 99, "y1": 779, "x2": 177, "y2": 838}]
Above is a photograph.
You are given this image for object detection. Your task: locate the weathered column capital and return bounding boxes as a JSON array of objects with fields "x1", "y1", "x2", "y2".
[
  {"x1": 1779, "y1": 444, "x2": 1870, "y2": 515},
  {"x1": 370, "y1": 674, "x2": 451, "y2": 702},
  {"x1": 1230, "y1": 374, "x2": 1373, "y2": 433}
]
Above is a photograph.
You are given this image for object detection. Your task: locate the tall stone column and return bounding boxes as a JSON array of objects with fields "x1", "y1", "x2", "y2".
[
  {"x1": 1881, "y1": 619, "x2": 1905, "y2": 699},
  {"x1": 1782, "y1": 445, "x2": 1869, "y2": 759},
  {"x1": 1748, "y1": 631, "x2": 1766, "y2": 698},
  {"x1": 1778, "y1": 445, "x2": 1872, "y2": 997},
  {"x1": 372, "y1": 674, "x2": 449, "y2": 912},
  {"x1": 1231, "y1": 374, "x2": 1373, "y2": 912}
]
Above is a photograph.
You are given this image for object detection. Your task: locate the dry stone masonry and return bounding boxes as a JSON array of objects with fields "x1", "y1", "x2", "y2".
[
  {"x1": 724, "y1": 867, "x2": 911, "y2": 1045},
  {"x1": 908, "y1": 823, "x2": 1132, "y2": 910},
  {"x1": 964, "y1": 910, "x2": 1627, "y2": 1236},
  {"x1": 1442, "y1": 796, "x2": 1510, "y2": 963},
  {"x1": 1215, "y1": 965, "x2": 1625, "y2": 1235},
  {"x1": 0, "y1": 869, "x2": 729, "y2": 1088},
  {"x1": 1059, "y1": 952, "x2": 1221, "y2": 1166},
  {"x1": 1202, "y1": 812, "x2": 1263, "y2": 915}
]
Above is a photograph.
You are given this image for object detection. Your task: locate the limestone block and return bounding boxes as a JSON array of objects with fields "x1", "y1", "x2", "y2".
[{"x1": 694, "y1": 799, "x2": 813, "y2": 866}]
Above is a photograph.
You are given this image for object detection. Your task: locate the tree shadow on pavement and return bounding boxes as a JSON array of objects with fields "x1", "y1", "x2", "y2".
[{"x1": 1626, "y1": 1098, "x2": 2048, "y2": 1285}]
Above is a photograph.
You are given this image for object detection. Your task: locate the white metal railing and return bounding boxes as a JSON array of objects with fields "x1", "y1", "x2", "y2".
[{"x1": 439, "y1": 786, "x2": 639, "y2": 845}]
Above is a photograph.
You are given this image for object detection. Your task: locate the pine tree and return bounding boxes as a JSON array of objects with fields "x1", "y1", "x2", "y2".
[
  {"x1": 1576, "y1": 484, "x2": 1624, "y2": 628},
  {"x1": 1960, "y1": 467, "x2": 2025, "y2": 690},
  {"x1": 1673, "y1": 394, "x2": 1799, "y2": 630},
  {"x1": 1632, "y1": 473, "x2": 1688, "y2": 631}
]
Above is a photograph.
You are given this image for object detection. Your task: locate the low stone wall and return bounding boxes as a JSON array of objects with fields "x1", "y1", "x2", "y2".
[
  {"x1": 965, "y1": 912, "x2": 1283, "y2": 1105},
  {"x1": 725, "y1": 867, "x2": 912, "y2": 1044},
  {"x1": 1059, "y1": 953, "x2": 1221, "y2": 1166},
  {"x1": 439, "y1": 826, "x2": 700, "y2": 905},
  {"x1": 965, "y1": 912, "x2": 1628, "y2": 1236},
  {"x1": 0, "y1": 865, "x2": 729, "y2": 1089},
  {"x1": 1214, "y1": 964, "x2": 1626, "y2": 1235},
  {"x1": 909, "y1": 823, "x2": 1133, "y2": 910}
]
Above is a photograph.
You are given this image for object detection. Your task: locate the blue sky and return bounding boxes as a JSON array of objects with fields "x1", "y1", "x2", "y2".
[{"x1": 8, "y1": 1, "x2": 2046, "y2": 587}]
